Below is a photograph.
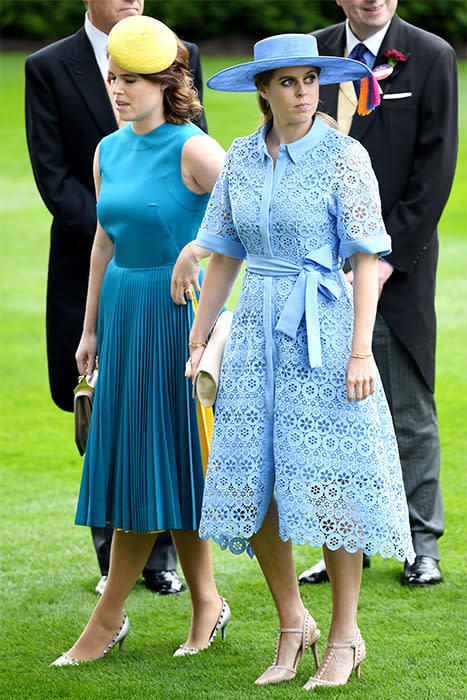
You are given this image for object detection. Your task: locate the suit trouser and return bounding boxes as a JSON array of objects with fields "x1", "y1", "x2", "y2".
[
  {"x1": 372, "y1": 313, "x2": 444, "y2": 559},
  {"x1": 91, "y1": 527, "x2": 177, "y2": 576}
]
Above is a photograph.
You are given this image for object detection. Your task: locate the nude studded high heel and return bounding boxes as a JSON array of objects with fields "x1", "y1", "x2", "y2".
[
  {"x1": 50, "y1": 612, "x2": 130, "y2": 667},
  {"x1": 173, "y1": 596, "x2": 231, "y2": 657},
  {"x1": 303, "y1": 628, "x2": 366, "y2": 690},
  {"x1": 255, "y1": 610, "x2": 320, "y2": 686}
]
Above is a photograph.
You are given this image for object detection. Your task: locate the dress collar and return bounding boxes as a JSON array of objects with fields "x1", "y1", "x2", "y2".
[{"x1": 259, "y1": 115, "x2": 328, "y2": 164}]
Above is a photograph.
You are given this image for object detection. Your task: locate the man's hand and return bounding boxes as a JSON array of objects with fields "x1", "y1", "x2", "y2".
[
  {"x1": 346, "y1": 259, "x2": 394, "y2": 300},
  {"x1": 377, "y1": 259, "x2": 394, "y2": 299}
]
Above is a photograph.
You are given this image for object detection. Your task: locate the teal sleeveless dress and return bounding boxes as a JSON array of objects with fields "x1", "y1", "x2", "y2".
[{"x1": 75, "y1": 122, "x2": 209, "y2": 533}]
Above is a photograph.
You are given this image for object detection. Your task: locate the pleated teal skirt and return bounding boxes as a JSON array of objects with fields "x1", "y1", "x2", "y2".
[{"x1": 75, "y1": 260, "x2": 205, "y2": 533}]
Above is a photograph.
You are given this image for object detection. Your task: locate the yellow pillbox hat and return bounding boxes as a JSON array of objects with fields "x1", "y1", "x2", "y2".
[{"x1": 108, "y1": 15, "x2": 177, "y2": 74}]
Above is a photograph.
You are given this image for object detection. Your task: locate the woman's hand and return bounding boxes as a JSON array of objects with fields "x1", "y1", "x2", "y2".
[
  {"x1": 76, "y1": 332, "x2": 97, "y2": 377},
  {"x1": 171, "y1": 243, "x2": 201, "y2": 305},
  {"x1": 345, "y1": 356, "x2": 376, "y2": 402},
  {"x1": 188, "y1": 345, "x2": 206, "y2": 381},
  {"x1": 347, "y1": 252, "x2": 378, "y2": 402}
]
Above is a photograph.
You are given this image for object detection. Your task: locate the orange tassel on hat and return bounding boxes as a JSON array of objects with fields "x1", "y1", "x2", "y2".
[
  {"x1": 357, "y1": 77, "x2": 371, "y2": 116},
  {"x1": 356, "y1": 71, "x2": 382, "y2": 115}
]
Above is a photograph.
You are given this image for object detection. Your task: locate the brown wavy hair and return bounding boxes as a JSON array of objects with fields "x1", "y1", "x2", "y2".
[
  {"x1": 253, "y1": 67, "x2": 337, "y2": 130},
  {"x1": 141, "y1": 36, "x2": 202, "y2": 124}
]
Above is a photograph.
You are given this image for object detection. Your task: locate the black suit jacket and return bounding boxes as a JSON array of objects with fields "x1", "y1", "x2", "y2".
[
  {"x1": 25, "y1": 27, "x2": 207, "y2": 410},
  {"x1": 313, "y1": 15, "x2": 458, "y2": 391}
]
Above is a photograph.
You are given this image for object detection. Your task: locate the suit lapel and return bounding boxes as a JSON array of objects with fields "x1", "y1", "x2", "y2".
[
  {"x1": 373, "y1": 15, "x2": 412, "y2": 93},
  {"x1": 349, "y1": 15, "x2": 399, "y2": 141},
  {"x1": 316, "y1": 16, "x2": 413, "y2": 142},
  {"x1": 350, "y1": 15, "x2": 411, "y2": 142},
  {"x1": 62, "y1": 28, "x2": 117, "y2": 134},
  {"x1": 349, "y1": 100, "x2": 378, "y2": 141}
]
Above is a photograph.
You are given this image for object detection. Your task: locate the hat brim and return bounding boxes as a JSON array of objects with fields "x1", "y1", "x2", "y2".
[{"x1": 207, "y1": 56, "x2": 371, "y2": 92}]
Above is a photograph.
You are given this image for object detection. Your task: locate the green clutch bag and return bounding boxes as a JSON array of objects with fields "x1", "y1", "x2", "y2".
[{"x1": 73, "y1": 370, "x2": 98, "y2": 455}]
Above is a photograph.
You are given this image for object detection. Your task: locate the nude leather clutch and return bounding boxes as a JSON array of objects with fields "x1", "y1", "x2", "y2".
[{"x1": 188, "y1": 310, "x2": 233, "y2": 407}]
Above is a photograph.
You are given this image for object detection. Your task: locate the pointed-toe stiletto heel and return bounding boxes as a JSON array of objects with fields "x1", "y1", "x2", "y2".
[
  {"x1": 303, "y1": 628, "x2": 365, "y2": 690},
  {"x1": 173, "y1": 596, "x2": 231, "y2": 657},
  {"x1": 50, "y1": 612, "x2": 130, "y2": 667},
  {"x1": 255, "y1": 610, "x2": 320, "y2": 686}
]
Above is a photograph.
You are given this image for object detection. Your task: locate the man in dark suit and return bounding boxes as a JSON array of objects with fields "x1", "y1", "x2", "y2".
[
  {"x1": 25, "y1": 0, "x2": 207, "y2": 595},
  {"x1": 298, "y1": 0, "x2": 457, "y2": 587}
]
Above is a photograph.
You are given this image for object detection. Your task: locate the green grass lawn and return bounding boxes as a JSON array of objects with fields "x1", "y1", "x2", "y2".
[{"x1": 0, "y1": 53, "x2": 466, "y2": 700}]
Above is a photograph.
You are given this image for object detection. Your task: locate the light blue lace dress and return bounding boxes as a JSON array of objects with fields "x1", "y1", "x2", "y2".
[{"x1": 196, "y1": 116, "x2": 414, "y2": 563}]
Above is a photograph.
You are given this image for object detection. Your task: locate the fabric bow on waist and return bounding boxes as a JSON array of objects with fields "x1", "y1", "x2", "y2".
[{"x1": 246, "y1": 245, "x2": 341, "y2": 368}]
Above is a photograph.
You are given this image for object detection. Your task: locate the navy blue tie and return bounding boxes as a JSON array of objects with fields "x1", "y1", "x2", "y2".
[
  {"x1": 348, "y1": 42, "x2": 374, "y2": 69},
  {"x1": 348, "y1": 43, "x2": 374, "y2": 103}
]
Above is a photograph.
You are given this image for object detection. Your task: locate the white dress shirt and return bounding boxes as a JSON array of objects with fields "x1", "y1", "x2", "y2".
[
  {"x1": 84, "y1": 12, "x2": 109, "y2": 80},
  {"x1": 345, "y1": 19, "x2": 391, "y2": 67}
]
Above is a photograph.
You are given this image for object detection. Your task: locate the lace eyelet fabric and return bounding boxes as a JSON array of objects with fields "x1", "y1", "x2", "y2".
[{"x1": 196, "y1": 117, "x2": 414, "y2": 563}]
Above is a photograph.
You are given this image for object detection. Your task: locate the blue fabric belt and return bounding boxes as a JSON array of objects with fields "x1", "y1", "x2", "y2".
[{"x1": 246, "y1": 246, "x2": 341, "y2": 368}]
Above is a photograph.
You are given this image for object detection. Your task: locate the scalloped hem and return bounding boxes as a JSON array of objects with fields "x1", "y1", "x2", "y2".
[{"x1": 200, "y1": 530, "x2": 415, "y2": 564}]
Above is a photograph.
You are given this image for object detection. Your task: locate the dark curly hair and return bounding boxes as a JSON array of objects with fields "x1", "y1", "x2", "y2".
[{"x1": 141, "y1": 36, "x2": 202, "y2": 124}]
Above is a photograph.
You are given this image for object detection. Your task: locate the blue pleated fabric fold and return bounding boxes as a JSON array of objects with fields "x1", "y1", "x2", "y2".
[{"x1": 75, "y1": 262, "x2": 205, "y2": 532}]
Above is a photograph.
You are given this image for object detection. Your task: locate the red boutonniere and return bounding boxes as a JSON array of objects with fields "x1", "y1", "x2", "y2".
[{"x1": 384, "y1": 49, "x2": 407, "y2": 68}]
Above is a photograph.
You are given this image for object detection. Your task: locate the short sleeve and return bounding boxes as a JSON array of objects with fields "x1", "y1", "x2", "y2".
[
  {"x1": 196, "y1": 147, "x2": 247, "y2": 260},
  {"x1": 331, "y1": 140, "x2": 391, "y2": 260}
]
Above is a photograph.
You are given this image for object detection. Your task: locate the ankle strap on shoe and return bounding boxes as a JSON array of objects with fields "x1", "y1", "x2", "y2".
[
  {"x1": 279, "y1": 610, "x2": 314, "y2": 635},
  {"x1": 327, "y1": 630, "x2": 363, "y2": 649},
  {"x1": 326, "y1": 632, "x2": 365, "y2": 670},
  {"x1": 327, "y1": 640, "x2": 359, "y2": 648},
  {"x1": 279, "y1": 627, "x2": 303, "y2": 633}
]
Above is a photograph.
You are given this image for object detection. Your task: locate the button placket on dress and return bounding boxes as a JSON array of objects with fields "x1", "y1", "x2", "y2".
[{"x1": 257, "y1": 145, "x2": 295, "y2": 517}]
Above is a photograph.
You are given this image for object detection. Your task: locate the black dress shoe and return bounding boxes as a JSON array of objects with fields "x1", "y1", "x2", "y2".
[
  {"x1": 94, "y1": 574, "x2": 108, "y2": 595},
  {"x1": 298, "y1": 555, "x2": 371, "y2": 585},
  {"x1": 298, "y1": 558, "x2": 329, "y2": 584},
  {"x1": 143, "y1": 570, "x2": 187, "y2": 594},
  {"x1": 402, "y1": 555, "x2": 442, "y2": 587}
]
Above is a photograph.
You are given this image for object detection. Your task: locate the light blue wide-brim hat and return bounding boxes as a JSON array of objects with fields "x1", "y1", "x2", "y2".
[{"x1": 207, "y1": 34, "x2": 380, "y2": 114}]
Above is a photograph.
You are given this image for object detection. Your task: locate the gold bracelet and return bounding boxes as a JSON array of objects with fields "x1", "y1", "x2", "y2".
[
  {"x1": 188, "y1": 340, "x2": 207, "y2": 348},
  {"x1": 187, "y1": 241, "x2": 200, "y2": 264},
  {"x1": 351, "y1": 352, "x2": 373, "y2": 359}
]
